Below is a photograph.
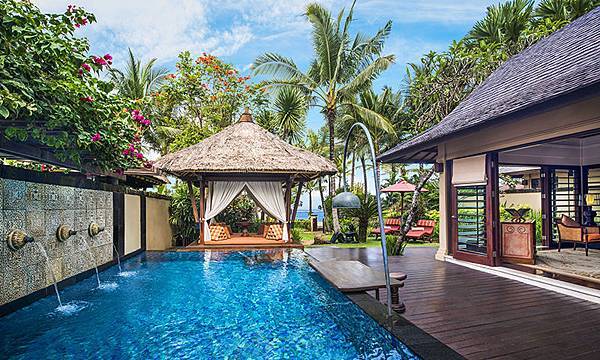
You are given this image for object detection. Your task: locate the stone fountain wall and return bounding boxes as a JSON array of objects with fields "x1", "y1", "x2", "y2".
[{"x1": 0, "y1": 178, "x2": 114, "y2": 306}]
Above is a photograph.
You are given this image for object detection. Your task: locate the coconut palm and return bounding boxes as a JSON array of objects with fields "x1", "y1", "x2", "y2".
[
  {"x1": 109, "y1": 48, "x2": 168, "y2": 99},
  {"x1": 253, "y1": 0, "x2": 395, "y2": 197},
  {"x1": 338, "y1": 87, "x2": 402, "y2": 193}
]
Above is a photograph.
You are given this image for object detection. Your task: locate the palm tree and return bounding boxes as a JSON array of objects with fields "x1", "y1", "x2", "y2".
[
  {"x1": 339, "y1": 86, "x2": 401, "y2": 193},
  {"x1": 272, "y1": 87, "x2": 307, "y2": 144},
  {"x1": 304, "y1": 129, "x2": 330, "y2": 231},
  {"x1": 253, "y1": 0, "x2": 395, "y2": 198},
  {"x1": 304, "y1": 180, "x2": 317, "y2": 216},
  {"x1": 536, "y1": 0, "x2": 599, "y2": 22},
  {"x1": 109, "y1": 48, "x2": 168, "y2": 99},
  {"x1": 469, "y1": 0, "x2": 534, "y2": 47}
]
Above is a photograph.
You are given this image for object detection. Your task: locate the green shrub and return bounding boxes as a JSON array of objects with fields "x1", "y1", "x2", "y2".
[
  {"x1": 169, "y1": 183, "x2": 199, "y2": 246},
  {"x1": 293, "y1": 219, "x2": 311, "y2": 231},
  {"x1": 425, "y1": 209, "x2": 440, "y2": 241},
  {"x1": 291, "y1": 228, "x2": 303, "y2": 244}
]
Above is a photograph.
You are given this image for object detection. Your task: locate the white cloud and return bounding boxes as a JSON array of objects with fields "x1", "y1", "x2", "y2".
[
  {"x1": 358, "y1": 0, "x2": 490, "y2": 24},
  {"x1": 32, "y1": 0, "x2": 492, "y2": 73},
  {"x1": 34, "y1": 0, "x2": 254, "y2": 66}
]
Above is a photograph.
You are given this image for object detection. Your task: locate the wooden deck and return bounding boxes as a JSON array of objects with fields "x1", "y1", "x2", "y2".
[
  {"x1": 309, "y1": 260, "x2": 403, "y2": 292},
  {"x1": 307, "y1": 246, "x2": 600, "y2": 360},
  {"x1": 177, "y1": 236, "x2": 303, "y2": 251}
]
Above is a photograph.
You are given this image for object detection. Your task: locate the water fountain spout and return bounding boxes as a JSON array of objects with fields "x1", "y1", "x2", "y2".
[
  {"x1": 5, "y1": 230, "x2": 62, "y2": 307},
  {"x1": 6, "y1": 229, "x2": 35, "y2": 251}
]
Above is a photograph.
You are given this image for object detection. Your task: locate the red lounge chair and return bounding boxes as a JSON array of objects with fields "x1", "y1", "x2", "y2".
[
  {"x1": 371, "y1": 218, "x2": 402, "y2": 240},
  {"x1": 406, "y1": 220, "x2": 436, "y2": 242}
]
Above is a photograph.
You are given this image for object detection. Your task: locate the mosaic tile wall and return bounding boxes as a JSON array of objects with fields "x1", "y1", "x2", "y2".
[{"x1": 0, "y1": 178, "x2": 114, "y2": 305}]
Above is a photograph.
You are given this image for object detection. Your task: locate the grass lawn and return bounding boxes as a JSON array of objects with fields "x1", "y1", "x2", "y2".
[{"x1": 298, "y1": 230, "x2": 439, "y2": 249}]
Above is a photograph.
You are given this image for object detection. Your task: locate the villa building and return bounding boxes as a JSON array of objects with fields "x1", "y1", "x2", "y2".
[{"x1": 379, "y1": 7, "x2": 600, "y2": 282}]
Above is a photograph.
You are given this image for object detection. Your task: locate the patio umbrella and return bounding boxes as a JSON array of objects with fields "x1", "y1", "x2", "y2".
[{"x1": 381, "y1": 180, "x2": 428, "y2": 214}]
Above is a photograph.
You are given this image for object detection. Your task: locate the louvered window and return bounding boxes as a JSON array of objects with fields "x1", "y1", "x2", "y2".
[{"x1": 456, "y1": 186, "x2": 487, "y2": 254}]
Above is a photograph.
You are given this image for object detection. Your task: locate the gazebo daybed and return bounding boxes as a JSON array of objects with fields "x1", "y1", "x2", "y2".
[{"x1": 154, "y1": 110, "x2": 337, "y2": 248}]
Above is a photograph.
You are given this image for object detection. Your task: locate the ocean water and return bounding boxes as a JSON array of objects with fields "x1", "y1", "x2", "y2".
[
  {"x1": 0, "y1": 250, "x2": 417, "y2": 359},
  {"x1": 295, "y1": 210, "x2": 324, "y2": 221}
]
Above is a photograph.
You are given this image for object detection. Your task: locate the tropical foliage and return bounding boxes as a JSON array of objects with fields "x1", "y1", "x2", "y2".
[
  {"x1": 143, "y1": 52, "x2": 267, "y2": 154},
  {"x1": 0, "y1": 1, "x2": 149, "y2": 172}
]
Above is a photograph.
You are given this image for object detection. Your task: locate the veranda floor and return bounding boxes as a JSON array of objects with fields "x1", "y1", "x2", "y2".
[{"x1": 307, "y1": 246, "x2": 600, "y2": 360}]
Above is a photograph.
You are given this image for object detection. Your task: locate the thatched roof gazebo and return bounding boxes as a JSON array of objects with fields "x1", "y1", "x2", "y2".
[{"x1": 154, "y1": 110, "x2": 336, "y2": 246}]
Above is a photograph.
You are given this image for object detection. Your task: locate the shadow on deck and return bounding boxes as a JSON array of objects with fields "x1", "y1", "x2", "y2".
[{"x1": 306, "y1": 246, "x2": 600, "y2": 360}]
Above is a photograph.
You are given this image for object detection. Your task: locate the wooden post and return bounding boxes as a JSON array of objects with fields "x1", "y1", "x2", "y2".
[
  {"x1": 291, "y1": 181, "x2": 304, "y2": 228},
  {"x1": 187, "y1": 180, "x2": 199, "y2": 247},
  {"x1": 199, "y1": 178, "x2": 206, "y2": 245},
  {"x1": 187, "y1": 180, "x2": 199, "y2": 223},
  {"x1": 285, "y1": 178, "x2": 292, "y2": 242}
]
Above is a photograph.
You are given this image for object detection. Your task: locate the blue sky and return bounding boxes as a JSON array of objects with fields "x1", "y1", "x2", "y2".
[
  {"x1": 35, "y1": 0, "x2": 497, "y2": 209},
  {"x1": 36, "y1": 0, "x2": 496, "y2": 130}
]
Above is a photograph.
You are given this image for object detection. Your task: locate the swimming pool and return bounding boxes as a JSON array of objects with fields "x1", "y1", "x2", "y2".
[{"x1": 0, "y1": 250, "x2": 417, "y2": 359}]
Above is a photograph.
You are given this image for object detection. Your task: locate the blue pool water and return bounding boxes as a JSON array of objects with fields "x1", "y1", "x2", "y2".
[{"x1": 0, "y1": 250, "x2": 417, "y2": 359}]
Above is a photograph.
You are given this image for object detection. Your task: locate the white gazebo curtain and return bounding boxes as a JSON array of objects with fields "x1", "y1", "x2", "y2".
[
  {"x1": 245, "y1": 181, "x2": 289, "y2": 241},
  {"x1": 203, "y1": 181, "x2": 289, "y2": 242},
  {"x1": 203, "y1": 181, "x2": 247, "y2": 242}
]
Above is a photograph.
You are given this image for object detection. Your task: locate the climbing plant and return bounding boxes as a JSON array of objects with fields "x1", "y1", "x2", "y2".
[{"x1": 0, "y1": 1, "x2": 149, "y2": 172}]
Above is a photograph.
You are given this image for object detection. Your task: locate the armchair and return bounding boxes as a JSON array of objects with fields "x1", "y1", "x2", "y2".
[{"x1": 555, "y1": 215, "x2": 600, "y2": 256}]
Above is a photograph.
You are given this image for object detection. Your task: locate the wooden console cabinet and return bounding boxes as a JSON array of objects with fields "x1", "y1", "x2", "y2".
[{"x1": 500, "y1": 222, "x2": 536, "y2": 264}]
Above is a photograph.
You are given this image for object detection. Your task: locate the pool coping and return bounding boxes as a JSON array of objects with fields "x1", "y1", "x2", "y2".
[{"x1": 345, "y1": 292, "x2": 464, "y2": 360}]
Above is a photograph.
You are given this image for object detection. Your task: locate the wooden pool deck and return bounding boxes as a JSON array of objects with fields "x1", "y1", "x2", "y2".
[
  {"x1": 175, "y1": 237, "x2": 303, "y2": 251},
  {"x1": 307, "y1": 246, "x2": 600, "y2": 360}
]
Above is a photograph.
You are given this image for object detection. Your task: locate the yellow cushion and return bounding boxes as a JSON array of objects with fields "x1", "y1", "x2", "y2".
[
  {"x1": 209, "y1": 225, "x2": 228, "y2": 241},
  {"x1": 266, "y1": 224, "x2": 283, "y2": 240}
]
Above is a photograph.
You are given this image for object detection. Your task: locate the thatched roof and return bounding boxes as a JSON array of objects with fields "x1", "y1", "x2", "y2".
[
  {"x1": 124, "y1": 167, "x2": 169, "y2": 188},
  {"x1": 379, "y1": 7, "x2": 600, "y2": 163},
  {"x1": 154, "y1": 111, "x2": 337, "y2": 181}
]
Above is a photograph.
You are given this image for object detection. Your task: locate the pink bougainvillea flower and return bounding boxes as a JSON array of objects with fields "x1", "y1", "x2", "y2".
[
  {"x1": 75, "y1": 23, "x2": 80, "y2": 28},
  {"x1": 122, "y1": 149, "x2": 130, "y2": 156},
  {"x1": 136, "y1": 153, "x2": 144, "y2": 160},
  {"x1": 67, "y1": 5, "x2": 77, "y2": 13},
  {"x1": 92, "y1": 56, "x2": 107, "y2": 66},
  {"x1": 91, "y1": 133, "x2": 101, "y2": 142},
  {"x1": 80, "y1": 18, "x2": 88, "y2": 26},
  {"x1": 81, "y1": 63, "x2": 91, "y2": 72},
  {"x1": 78, "y1": 69, "x2": 83, "y2": 76},
  {"x1": 79, "y1": 96, "x2": 94, "y2": 102},
  {"x1": 103, "y1": 54, "x2": 113, "y2": 65}
]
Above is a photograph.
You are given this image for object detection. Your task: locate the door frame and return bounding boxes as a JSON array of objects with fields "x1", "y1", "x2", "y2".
[{"x1": 450, "y1": 153, "x2": 497, "y2": 266}]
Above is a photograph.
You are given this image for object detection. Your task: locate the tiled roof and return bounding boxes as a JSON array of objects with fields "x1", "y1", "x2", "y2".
[{"x1": 379, "y1": 7, "x2": 600, "y2": 162}]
